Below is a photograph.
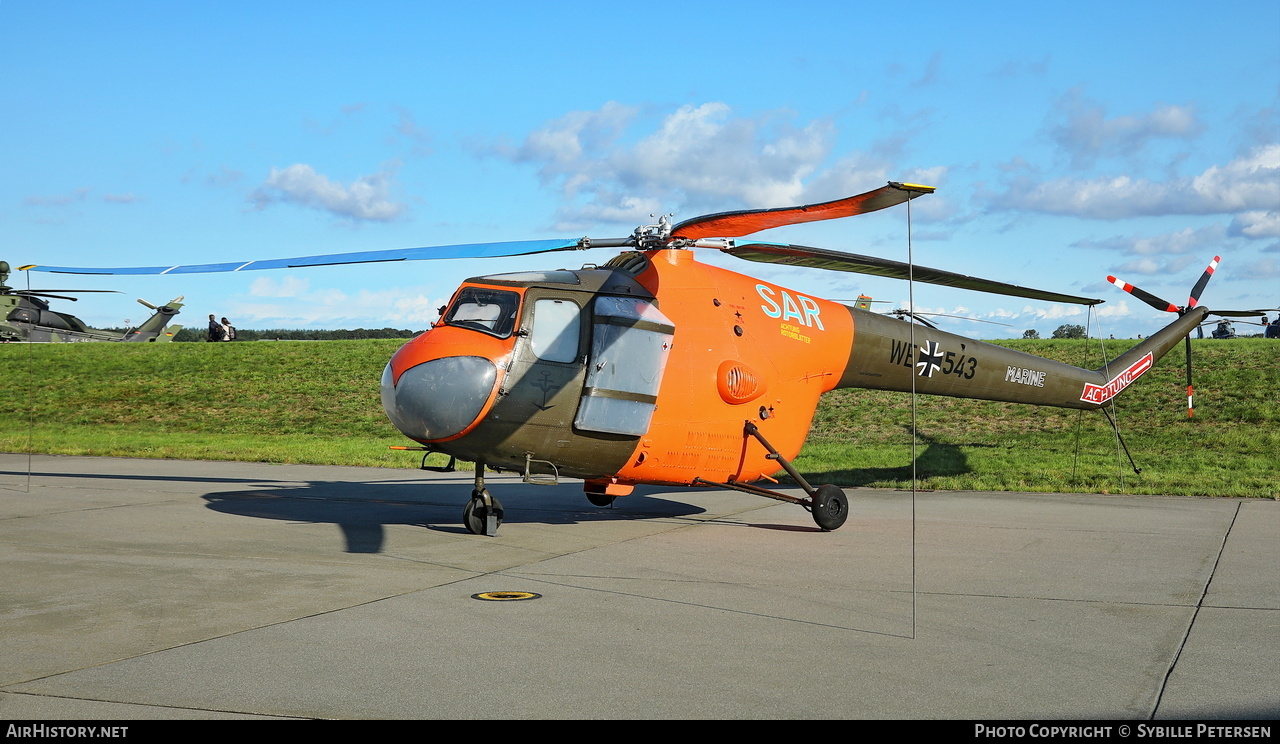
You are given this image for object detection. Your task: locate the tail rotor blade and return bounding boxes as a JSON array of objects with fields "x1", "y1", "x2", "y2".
[
  {"x1": 1187, "y1": 256, "x2": 1220, "y2": 308},
  {"x1": 1106, "y1": 275, "x2": 1178, "y2": 313}
]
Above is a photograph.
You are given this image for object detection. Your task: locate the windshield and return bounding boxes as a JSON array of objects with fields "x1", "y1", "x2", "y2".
[{"x1": 443, "y1": 287, "x2": 521, "y2": 337}]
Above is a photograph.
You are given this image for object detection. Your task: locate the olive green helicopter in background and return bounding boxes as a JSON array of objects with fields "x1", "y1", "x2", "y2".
[{"x1": 0, "y1": 261, "x2": 184, "y2": 343}]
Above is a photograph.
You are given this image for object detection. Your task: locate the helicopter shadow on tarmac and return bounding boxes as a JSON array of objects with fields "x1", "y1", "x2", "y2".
[
  {"x1": 795, "y1": 428, "x2": 985, "y2": 489},
  {"x1": 201, "y1": 476, "x2": 704, "y2": 554}
]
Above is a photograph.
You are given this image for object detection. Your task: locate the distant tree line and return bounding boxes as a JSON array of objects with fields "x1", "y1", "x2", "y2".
[
  {"x1": 1020, "y1": 323, "x2": 1269, "y2": 340},
  {"x1": 170, "y1": 327, "x2": 420, "y2": 342}
]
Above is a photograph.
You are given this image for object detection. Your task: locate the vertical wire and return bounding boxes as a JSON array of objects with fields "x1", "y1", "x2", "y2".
[
  {"x1": 906, "y1": 192, "x2": 917, "y2": 640},
  {"x1": 1071, "y1": 308, "x2": 1099, "y2": 485},
  {"x1": 1092, "y1": 308, "x2": 1126, "y2": 491},
  {"x1": 23, "y1": 270, "x2": 33, "y2": 492}
]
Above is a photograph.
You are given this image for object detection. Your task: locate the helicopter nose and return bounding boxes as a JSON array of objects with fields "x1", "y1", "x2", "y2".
[{"x1": 380, "y1": 356, "x2": 498, "y2": 441}]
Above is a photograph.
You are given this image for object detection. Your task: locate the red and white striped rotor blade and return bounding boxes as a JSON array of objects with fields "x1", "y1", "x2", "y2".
[
  {"x1": 1106, "y1": 275, "x2": 1179, "y2": 313},
  {"x1": 1187, "y1": 255, "x2": 1220, "y2": 308}
]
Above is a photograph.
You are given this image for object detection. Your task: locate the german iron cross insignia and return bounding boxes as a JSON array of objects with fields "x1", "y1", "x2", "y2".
[{"x1": 916, "y1": 340, "x2": 943, "y2": 378}]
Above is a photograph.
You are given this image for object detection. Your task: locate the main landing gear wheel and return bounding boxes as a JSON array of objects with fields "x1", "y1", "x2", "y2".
[
  {"x1": 463, "y1": 491, "x2": 504, "y2": 536},
  {"x1": 810, "y1": 484, "x2": 848, "y2": 531}
]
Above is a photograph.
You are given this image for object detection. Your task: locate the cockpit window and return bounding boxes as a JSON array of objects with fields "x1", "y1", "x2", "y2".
[{"x1": 443, "y1": 287, "x2": 520, "y2": 338}]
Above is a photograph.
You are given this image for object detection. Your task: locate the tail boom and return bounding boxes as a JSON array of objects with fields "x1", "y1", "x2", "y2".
[{"x1": 836, "y1": 306, "x2": 1208, "y2": 410}]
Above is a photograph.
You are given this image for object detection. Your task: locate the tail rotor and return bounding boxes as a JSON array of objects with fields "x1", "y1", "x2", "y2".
[
  {"x1": 1107, "y1": 256, "x2": 1276, "y2": 418},
  {"x1": 1105, "y1": 256, "x2": 1220, "y2": 418}
]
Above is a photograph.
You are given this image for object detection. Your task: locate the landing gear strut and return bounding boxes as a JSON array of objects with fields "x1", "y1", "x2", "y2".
[
  {"x1": 463, "y1": 465, "x2": 503, "y2": 536},
  {"x1": 693, "y1": 422, "x2": 850, "y2": 531}
]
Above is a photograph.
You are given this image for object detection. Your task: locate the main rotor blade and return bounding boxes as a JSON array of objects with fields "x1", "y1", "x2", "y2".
[
  {"x1": 914, "y1": 311, "x2": 1014, "y2": 327},
  {"x1": 1200, "y1": 318, "x2": 1263, "y2": 327},
  {"x1": 16, "y1": 289, "x2": 122, "y2": 293},
  {"x1": 21, "y1": 239, "x2": 586, "y2": 275},
  {"x1": 671, "y1": 182, "x2": 935, "y2": 240},
  {"x1": 18, "y1": 292, "x2": 80, "y2": 301},
  {"x1": 884, "y1": 311, "x2": 940, "y2": 329},
  {"x1": 728, "y1": 242, "x2": 1103, "y2": 305},
  {"x1": 1209, "y1": 309, "x2": 1274, "y2": 318}
]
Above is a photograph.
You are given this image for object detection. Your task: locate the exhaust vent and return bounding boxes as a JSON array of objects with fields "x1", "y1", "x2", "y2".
[{"x1": 717, "y1": 360, "x2": 766, "y2": 404}]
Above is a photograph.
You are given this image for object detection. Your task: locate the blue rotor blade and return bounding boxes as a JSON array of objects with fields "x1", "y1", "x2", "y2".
[{"x1": 24, "y1": 238, "x2": 584, "y2": 275}]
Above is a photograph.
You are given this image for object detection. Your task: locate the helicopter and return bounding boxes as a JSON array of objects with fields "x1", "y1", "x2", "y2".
[
  {"x1": 21, "y1": 182, "x2": 1237, "y2": 535},
  {"x1": 1, "y1": 260, "x2": 185, "y2": 343},
  {"x1": 1209, "y1": 319, "x2": 1239, "y2": 339}
]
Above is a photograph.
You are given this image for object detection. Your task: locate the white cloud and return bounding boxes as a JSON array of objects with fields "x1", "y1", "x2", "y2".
[
  {"x1": 391, "y1": 106, "x2": 432, "y2": 157},
  {"x1": 248, "y1": 275, "x2": 312, "y2": 298},
  {"x1": 1095, "y1": 299, "x2": 1132, "y2": 318},
  {"x1": 229, "y1": 283, "x2": 446, "y2": 328},
  {"x1": 992, "y1": 144, "x2": 1280, "y2": 220},
  {"x1": 1021, "y1": 303, "x2": 1086, "y2": 321},
  {"x1": 25, "y1": 188, "x2": 90, "y2": 206},
  {"x1": 1048, "y1": 89, "x2": 1203, "y2": 168},
  {"x1": 1074, "y1": 224, "x2": 1228, "y2": 257},
  {"x1": 498, "y1": 102, "x2": 872, "y2": 229},
  {"x1": 204, "y1": 167, "x2": 244, "y2": 187},
  {"x1": 249, "y1": 163, "x2": 406, "y2": 222},
  {"x1": 1238, "y1": 257, "x2": 1280, "y2": 279},
  {"x1": 1229, "y1": 210, "x2": 1280, "y2": 238},
  {"x1": 1116, "y1": 257, "x2": 1168, "y2": 276},
  {"x1": 1130, "y1": 224, "x2": 1226, "y2": 255}
]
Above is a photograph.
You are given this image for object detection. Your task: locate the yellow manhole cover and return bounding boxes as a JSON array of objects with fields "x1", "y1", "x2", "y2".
[{"x1": 472, "y1": 591, "x2": 542, "y2": 601}]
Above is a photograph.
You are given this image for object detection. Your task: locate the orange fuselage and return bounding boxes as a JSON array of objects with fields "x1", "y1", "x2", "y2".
[{"x1": 614, "y1": 249, "x2": 852, "y2": 485}]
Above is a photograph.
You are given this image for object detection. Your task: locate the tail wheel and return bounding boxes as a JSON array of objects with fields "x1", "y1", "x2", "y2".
[
  {"x1": 586, "y1": 492, "x2": 616, "y2": 507},
  {"x1": 811, "y1": 485, "x2": 849, "y2": 531}
]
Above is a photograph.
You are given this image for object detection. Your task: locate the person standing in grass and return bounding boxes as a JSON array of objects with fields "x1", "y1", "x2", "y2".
[
  {"x1": 207, "y1": 314, "x2": 225, "y2": 342},
  {"x1": 221, "y1": 317, "x2": 236, "y2": 341}
]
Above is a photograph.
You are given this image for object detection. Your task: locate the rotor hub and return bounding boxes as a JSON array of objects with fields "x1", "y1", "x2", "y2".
[{"x1": 633, "y1": 214, "x2": 675, "y2": 250}]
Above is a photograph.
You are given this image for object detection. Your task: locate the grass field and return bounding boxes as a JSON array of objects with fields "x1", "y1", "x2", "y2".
[{"x1": 2, "y1": 337, "x2": 1277, "y2": 497}]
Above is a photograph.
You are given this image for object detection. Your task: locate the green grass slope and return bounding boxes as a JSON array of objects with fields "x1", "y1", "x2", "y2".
[{"x1": 2, "y1": 337, "x2": 1276, "y2": 497}]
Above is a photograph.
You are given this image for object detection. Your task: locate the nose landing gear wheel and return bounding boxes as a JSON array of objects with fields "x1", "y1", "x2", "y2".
[
  {"x1": 811, "y1": 484, "x2": 848, "y2": 531},
  {"x1": 463, "y1": 491, "x2": 504, "y2": 536}
]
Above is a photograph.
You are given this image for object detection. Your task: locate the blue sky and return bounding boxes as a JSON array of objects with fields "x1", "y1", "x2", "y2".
[{"x1": 4, "y1": 1, "x2": 1277, "y2": 339}]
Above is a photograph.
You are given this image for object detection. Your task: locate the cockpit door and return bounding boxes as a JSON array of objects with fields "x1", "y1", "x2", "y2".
[
  {"x1": 574, "y1": 297, "x2": 676, "y2": 437},
  {"x1": 500, "y1": 296, "x2": 585, "y2": 421}
]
